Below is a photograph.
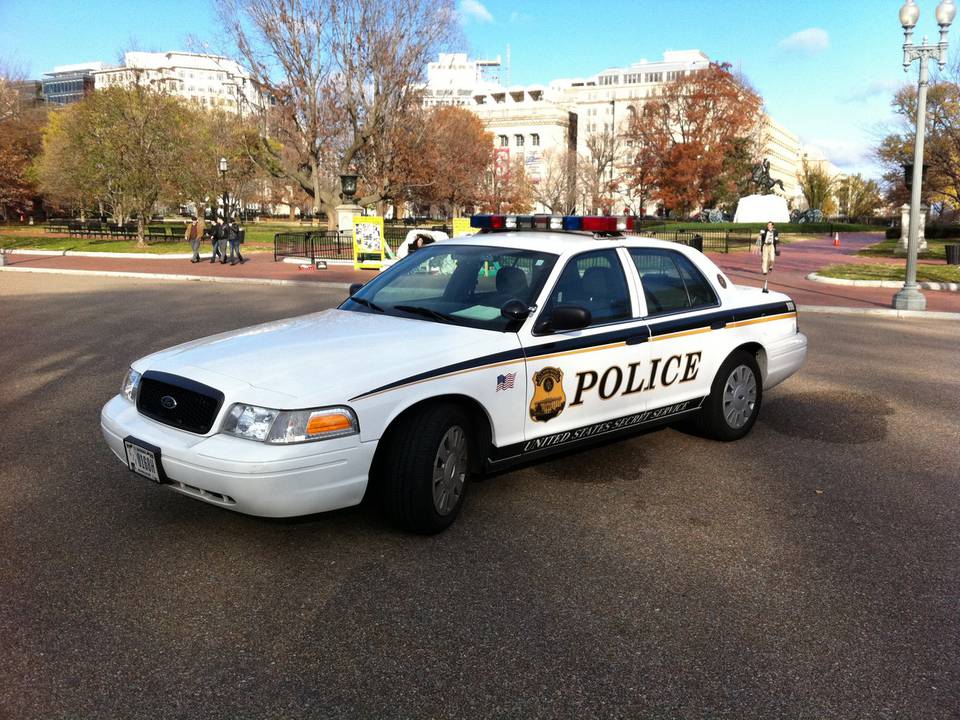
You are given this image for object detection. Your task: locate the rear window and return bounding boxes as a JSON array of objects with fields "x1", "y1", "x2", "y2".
[{"x1": 630, "y1": 249, "x2": 718, "y2": 316}]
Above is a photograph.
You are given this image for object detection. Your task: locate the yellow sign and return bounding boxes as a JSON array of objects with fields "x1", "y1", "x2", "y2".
[
  {"x1": 353, "y1": 216, "x2": 386, "y2": 270},
  {"x1": 452, "y1": 217, "x2": 479, "y2": 237}
]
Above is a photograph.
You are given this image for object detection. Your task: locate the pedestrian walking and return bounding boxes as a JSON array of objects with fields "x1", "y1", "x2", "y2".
[
  {"x1": 226, "y1": 217, "x2": 245, "y2": 265},
  {"x1": 755, "y1": 221, "x2": 780, "y2": 293},
  {"x1": 210, "y1": 218, "x2": 226, "y2": 264},
  {"x1": 185, "y1": 216, "x2": 202, "y2": 263}
]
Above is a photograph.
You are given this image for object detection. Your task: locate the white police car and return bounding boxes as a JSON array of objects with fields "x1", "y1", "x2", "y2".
[{"x1": 101, "y1": 215, "x2": 807, "y2": 533}]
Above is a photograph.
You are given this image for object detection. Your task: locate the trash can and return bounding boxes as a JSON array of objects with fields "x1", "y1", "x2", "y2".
[
  {"x1": 946, "y1": 244, "x2": 960, "y2": 265},
  {"x1": 690, "y1": 234, "x2": 704, "y2": 253}
]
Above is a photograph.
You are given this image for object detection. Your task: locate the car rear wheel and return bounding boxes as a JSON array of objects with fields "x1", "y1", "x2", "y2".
[
  {"x1": 697, "y1": 350, "x2": 763, "y2": 441},
  {"x1": 380, "y1": 403, "x2": 471, "y2": 534}
]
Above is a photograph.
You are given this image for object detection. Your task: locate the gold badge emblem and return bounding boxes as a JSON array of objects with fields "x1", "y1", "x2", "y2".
[{"x1": 530, "y1": 367, "x2": 566, "y2": 422}]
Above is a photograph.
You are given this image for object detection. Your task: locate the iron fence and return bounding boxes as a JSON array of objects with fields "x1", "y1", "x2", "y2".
[
  {"x1": 273, "y1": 231, "x2": 354, "y2": 262},
  {"x1": 627, "y1": 228, "x2": 755, "y2": 253},
  {"x1": 275, "y1": 225, "x2": 455, "y2": 263}
]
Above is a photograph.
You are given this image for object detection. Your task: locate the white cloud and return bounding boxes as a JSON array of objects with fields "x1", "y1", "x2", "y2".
[
  {"x1": 459, "y1": 0, "x2": 494, "y2": 23},
  {"x1": 509, "y1": 11, "x2": 533, "y2": 24},
  {"x1": 778, "y1": 28, "x2": 830, "y2": 54},
  {"x1": 803, "y1": 137, "x2": 875, "y2": 174},
  {"x1": 845, "y1": 79, "x2": 903, "y2": 103}
]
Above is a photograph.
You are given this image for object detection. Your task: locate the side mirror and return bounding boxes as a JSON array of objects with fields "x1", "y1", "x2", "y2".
[
  {"x1": 348, "y1": 282, "x2": 364, "y2": 297},
  {"x1": 544, "y1": 304, "x2": 592, "y2": 332},
  {"x1": 500, "y1": 299, "x2": 531, "y2": 321}
]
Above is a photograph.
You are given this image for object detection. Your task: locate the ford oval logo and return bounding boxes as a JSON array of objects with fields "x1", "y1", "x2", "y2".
[{"x1": 160, "y1": 395, "x2": 178, "y2": 410}]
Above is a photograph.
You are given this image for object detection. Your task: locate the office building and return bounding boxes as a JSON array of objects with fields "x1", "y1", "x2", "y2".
[
  {"x1": 42, "y1": 62, "x2": 105, "y2": 105},
  {"x1": 93, "y1": 52, "x2": 262, "y2": 114}
]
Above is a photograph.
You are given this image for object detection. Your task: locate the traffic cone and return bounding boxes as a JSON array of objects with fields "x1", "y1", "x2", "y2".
[{"x1": 833, "y1": 232, "x2": 840, "y2": 247}]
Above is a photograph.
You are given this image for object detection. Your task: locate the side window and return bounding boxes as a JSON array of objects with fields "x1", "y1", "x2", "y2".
[
  {"x1": 547, "y1": 249, "x2": 631, "y2": 326},
  {"x1": 630, "y1": 249, "x2": 718, "y2": 316},
  {"x1": 673, "y1": 253, "x2": 718, "y2": 307}
]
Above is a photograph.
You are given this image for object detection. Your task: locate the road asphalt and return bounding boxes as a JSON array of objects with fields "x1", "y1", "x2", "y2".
[
  {"x1": 3, "y1": 231, "x2": 960, "y2": 314},
  {"x1": 1, "y1": 273, "x2": 958, "y2": 719}
]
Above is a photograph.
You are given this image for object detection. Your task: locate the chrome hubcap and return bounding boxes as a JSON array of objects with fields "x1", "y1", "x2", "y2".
[
  {"x1": 432, "y1": 426, "x2": 468, "y2": 515},
  {"x1": 722, "y1": 365, "x2": 757, "y2": 429}
]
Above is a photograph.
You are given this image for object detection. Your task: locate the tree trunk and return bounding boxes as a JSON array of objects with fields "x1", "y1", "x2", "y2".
[{"x1": 136, "y1": 216, "x2": 147, "y2": 248}]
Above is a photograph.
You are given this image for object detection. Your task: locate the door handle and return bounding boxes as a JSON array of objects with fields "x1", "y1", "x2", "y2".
[
  {"x1": 710, "y1": 319, "x2": 726, "y2": 330},
  {"x1": 626, "y1": 328, "x2": 650, "y2": 345}
]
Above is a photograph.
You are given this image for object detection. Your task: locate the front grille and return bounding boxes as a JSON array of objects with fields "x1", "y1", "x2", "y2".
[{"x1": 137, "y1": 371, "x2": 224, "y2": 434}]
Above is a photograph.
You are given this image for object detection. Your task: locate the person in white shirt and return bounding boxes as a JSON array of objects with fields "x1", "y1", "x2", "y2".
[{"x1": 757, "y1": 221, "x2": 780, "y2": 293}]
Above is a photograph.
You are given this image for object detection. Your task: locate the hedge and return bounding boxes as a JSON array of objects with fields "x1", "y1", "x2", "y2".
[{"x1": 885, "y1": 225, "x2": 960, "y2": 239}]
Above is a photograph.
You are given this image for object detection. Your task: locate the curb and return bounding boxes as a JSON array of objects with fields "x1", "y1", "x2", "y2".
[
  {"x1": 0, "y1": 265, "x2": 351, "y2": 290},
  {"x1": 281, "y1": 257, "x2": 355, "y2": 266},
  {"x1": 797, "y1": 304, "x2": 960, "y2": 320},
  {"x1": 4, "y1": 248, "x2": 196, "y2": 260},
  {"x1": 807, "y1": 272, "x2": 959, "y2": 292}
]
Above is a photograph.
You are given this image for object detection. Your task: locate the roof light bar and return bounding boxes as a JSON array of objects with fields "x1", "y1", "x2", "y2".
[{"x1": 470, "y1": 214, "x2": 634, "y2": 233}]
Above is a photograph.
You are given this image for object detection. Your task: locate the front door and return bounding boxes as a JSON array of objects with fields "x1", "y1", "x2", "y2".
[{"x1": 516, "y1": 248, "x2": 654, "y2": 459}]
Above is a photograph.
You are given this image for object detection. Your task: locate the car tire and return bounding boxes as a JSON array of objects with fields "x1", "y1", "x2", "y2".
[
  {"x1": 696, "y1": 349, "x2": 763, "y2": 441},
  {"x1": 380, "y1": 403, "x2": 472, "y2": 534}
]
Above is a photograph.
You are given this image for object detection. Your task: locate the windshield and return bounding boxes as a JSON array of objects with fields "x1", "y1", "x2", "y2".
[{"x1": 339, "y1": 244, "x2": 559, "y2": 331}]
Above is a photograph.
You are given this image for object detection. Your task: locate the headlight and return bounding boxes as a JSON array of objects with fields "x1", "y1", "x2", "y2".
[
  {"x1": 221, "y1": 404, "x2": 359, "y2": 444},
  {"x1": 121, "y1": 368, "x2": 142, "y2": 403}
]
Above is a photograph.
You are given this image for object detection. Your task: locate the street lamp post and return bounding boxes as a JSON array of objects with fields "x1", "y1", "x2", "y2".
[
  {"x1": 894, "y1": 0, "x2": 955, "y2": 310},
  {"x1": 219, "y1": 156, "x2": 229, "y2": 221}
]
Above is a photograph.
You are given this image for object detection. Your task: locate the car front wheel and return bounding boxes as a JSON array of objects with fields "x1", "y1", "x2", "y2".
[
  {"x1": 380, "y1": 403, "x2": 472, "y2": 534},
  {"x1": 697, "y1": 350, "x2": 763, "y2": 441}
]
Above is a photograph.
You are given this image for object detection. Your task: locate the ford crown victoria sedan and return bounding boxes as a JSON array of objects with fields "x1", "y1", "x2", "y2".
[{"x1": 101, "y1": 215, "x2": 807, "y2": 533}]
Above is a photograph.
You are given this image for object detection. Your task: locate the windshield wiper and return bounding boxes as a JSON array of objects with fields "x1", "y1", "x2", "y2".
[
  {"x1": 393, "y1": 304, "x2": 455, "y2": 324},
  {"x1": 349, "y1": 296, "x2": 385, "y2": 313}
]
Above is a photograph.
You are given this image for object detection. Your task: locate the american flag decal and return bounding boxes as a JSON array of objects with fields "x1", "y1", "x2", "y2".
[{"x1": 496, "y1": 372, "x2": 517, "y2": 391}]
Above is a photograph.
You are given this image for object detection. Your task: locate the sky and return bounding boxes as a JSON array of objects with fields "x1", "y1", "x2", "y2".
[{"x1": 0, "y1": 0, "x2": 945, "y2": 178}]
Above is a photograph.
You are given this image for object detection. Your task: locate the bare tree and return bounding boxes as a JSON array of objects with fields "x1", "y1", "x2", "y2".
[
  {"x1": 578, "y1": 129, "x2": 622, "y2": 213},
  {"x1": 533, "y1": 148, "x2": 576, "y2": 214},
  {"x1": 217, "y1": 0, "x2": 459, "y2": 225}
]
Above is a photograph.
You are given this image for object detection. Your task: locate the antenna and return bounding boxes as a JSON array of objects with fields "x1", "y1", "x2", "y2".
[{"x1": 506, "y1": 44, "x2": 511, "y2": 86}]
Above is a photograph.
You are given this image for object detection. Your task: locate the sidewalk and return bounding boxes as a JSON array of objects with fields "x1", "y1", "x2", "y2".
[
  {"x1": 708, "y1": 232, "x2": 960, "y2": 313},
  {"x1": 3, "y1": 232, "x2": 959, "y2": 314}
]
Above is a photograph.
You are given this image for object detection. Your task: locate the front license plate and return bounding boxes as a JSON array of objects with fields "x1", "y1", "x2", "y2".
[{"x1": 123, "y1": 437, "x2": 166, "y2": 484}]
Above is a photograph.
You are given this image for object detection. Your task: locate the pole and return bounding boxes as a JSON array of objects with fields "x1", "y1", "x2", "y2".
[{"x1": 893, "y1": 53, "x2": 929, "y2": 310}]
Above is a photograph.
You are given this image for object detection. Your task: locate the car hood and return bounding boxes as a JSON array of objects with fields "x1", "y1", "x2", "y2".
[{"x1": 135, "y1": 309, "x2": 517, "y2": 406}]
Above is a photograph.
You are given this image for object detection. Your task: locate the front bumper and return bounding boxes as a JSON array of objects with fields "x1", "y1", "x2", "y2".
[
  {"x1": 764, "y1": 332, "x2": 808, "y2": 390},
  {"x1": 100, "y1": 395, "x2": 375, "y2": 517}
]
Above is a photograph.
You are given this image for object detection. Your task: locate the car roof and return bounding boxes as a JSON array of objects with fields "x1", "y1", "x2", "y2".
[{"x1": 439, "y1": 231, "x2": 690, "y2": 256}]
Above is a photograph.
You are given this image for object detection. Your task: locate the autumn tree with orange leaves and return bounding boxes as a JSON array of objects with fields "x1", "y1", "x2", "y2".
[
  {"x1": 0, "y1": 71, "x2": 47, "y2": 221},
  {"x1": 419, "y1": 106, "x2": 492, "y2": 216},
  {"x1": 626, "y1": 62, "x2": 762, "y2": 216}
]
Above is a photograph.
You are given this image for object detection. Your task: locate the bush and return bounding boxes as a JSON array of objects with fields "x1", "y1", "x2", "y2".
[{"x1": 886, "y1": 224, "x2": 960, "y2": 239}]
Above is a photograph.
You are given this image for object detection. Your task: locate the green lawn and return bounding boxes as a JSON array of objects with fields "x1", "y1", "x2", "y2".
[
  {"x1": 857, "y1": 238, "x2": 952, "y2": 260},
  {"x1": 0, "y1": 233, "x2": 274, "y2": 254},
  {"x1": 819, "y1": 263, "x2": 960, "y2": 283}
]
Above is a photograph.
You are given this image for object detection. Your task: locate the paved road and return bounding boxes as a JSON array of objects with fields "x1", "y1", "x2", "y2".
[
  {"x1": 6, "y1": 231, "x2": 960, "y2": 313},
  {"x1": 1, "y1": 274, "x2": 958, "y2": 719}
]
